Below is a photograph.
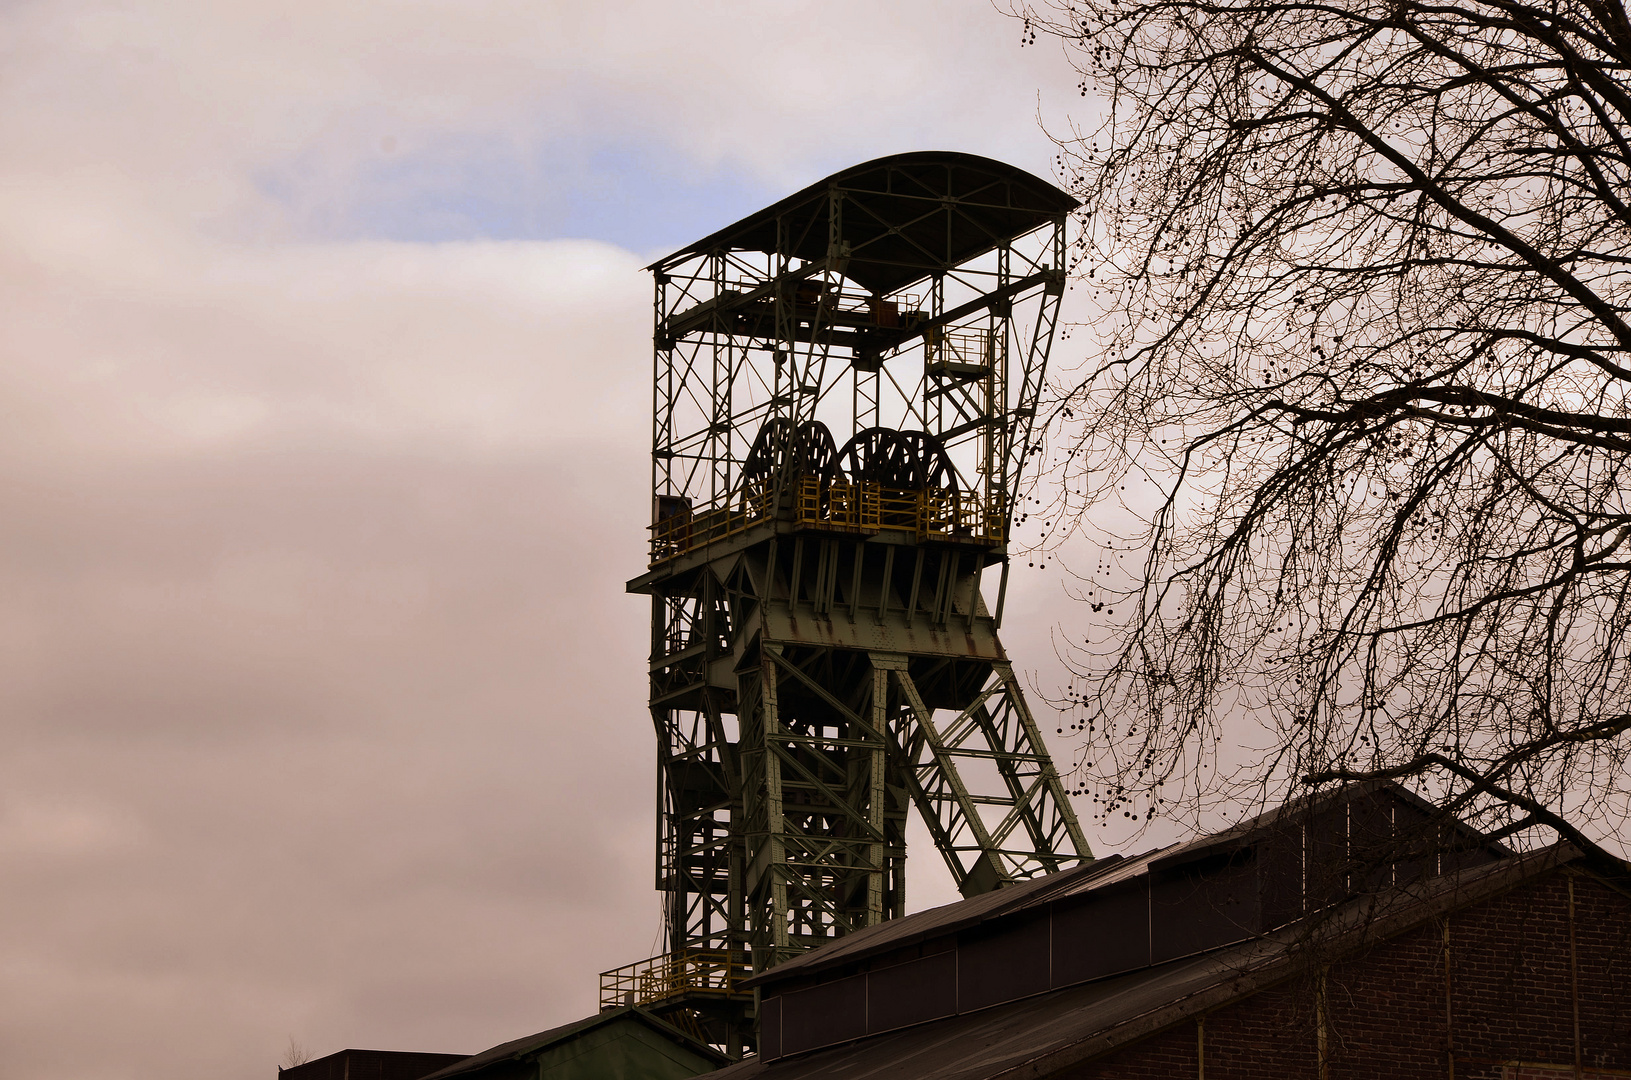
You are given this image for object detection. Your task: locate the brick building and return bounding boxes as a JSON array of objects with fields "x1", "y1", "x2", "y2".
[{"x1": 703, "y1": 782, "x2": 1631, "y2": 1080}]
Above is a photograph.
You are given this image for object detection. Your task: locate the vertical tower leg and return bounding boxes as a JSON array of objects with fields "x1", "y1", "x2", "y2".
[
  {"x1": 741, "y1": 645, "x2": 896, "y2": 972},
  {"x1": 741, "y1": 649, "x2": 789, "y2": 973},
  {"x1": 867, "y1": 663, "x2": 888, "y2": 927}
]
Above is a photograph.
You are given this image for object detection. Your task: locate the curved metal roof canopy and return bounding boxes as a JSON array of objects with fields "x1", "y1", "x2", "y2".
[{"x1": 650, "y1": 151, "x2": 1079, "y2": 296}]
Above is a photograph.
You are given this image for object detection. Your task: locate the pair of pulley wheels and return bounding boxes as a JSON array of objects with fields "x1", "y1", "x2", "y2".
[{"x1": 740, "y1": 418, "x2": 957, "y2": 499}]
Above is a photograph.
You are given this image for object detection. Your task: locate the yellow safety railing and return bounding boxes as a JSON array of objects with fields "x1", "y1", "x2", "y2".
[
  {"x1": 599, "y1": 950, "x2": 751, "y2": 1009},
  {"x1": 797, "y1": 476, "x2": 1005, "y2": 545},
  {"x1": 650, "y1": 477, "x2": 1004, "y2": 563},
  {"x1": 649, "y1": 491, "x2": 775, "y2": 563}
]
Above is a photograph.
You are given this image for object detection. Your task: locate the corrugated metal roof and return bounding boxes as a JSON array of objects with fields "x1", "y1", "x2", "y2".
[
  {"x1": 647, "y1": 152, "x2": 1079, "y2": 296},
  {"x1": 704, "y1": 844, "x2": 1581, "y2": 1080}
]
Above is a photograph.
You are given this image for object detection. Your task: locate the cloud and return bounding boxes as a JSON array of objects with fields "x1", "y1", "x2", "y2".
[
  {"x1": 0, "y1": 228, "x2": 657, "y2": 1076},
  {"x1": 0, "y1": 194, "x2": 657, "y2": 1076},
  {"x1": 0, "y1": 3, "x2": 1097, "y2": 1078},
  {"x1": 3, "y1": 0, "x2": 1082, "y2": 245}
]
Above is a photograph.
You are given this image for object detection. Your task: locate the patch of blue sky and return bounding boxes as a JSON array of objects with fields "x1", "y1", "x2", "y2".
[{"x1": 259, "y1": 134, "x2": 802, "y2": 256}]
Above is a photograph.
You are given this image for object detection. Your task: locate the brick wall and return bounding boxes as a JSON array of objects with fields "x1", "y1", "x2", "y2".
[{"x1": 1057, "y1": 868, "x2": 1631, "y2": 1079}]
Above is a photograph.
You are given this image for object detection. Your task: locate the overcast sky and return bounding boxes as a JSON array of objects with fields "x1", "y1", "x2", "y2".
[{"x1": 0, "y1": 5, "x2": 1126, "y2": 1079}]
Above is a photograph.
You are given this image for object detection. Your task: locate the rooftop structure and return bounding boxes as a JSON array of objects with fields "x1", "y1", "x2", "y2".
[
  {"x1": 418, "y1": 1006, "x2": 726, "y2": 1080},
  {"x1": 698, "y1": 783, "x2": 1631, "y2": 1080}
]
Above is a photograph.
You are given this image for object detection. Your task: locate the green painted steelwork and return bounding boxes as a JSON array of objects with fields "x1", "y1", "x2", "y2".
[{"x1": 620, "y1": 152, "x2": 1091, "y2": 1056}]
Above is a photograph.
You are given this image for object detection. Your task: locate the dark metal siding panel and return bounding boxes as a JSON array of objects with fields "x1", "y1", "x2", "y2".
[
  {"x1": 1150, "y1": 855, "x2": 1261, "y2": 963},
  {"x1": 1350, "y1": 788, "x2": 1400, "y2": 892},
  {"x1": 957, "y1": 910, "x2": 1051, "y2": 1012},
  {"x1": 748, "y1": 857, "x2": 1115, "y2": 991},
  {"x1": 1257, "y1": 827, "x2": 1304, "y2": 927},
  {"x1": 759, "y1": 995, "x2": 782, "y2": 1060},
  {"x1": 865, "y1": 950, "x2": 957, "y2": 1034},
  {"x1": 1306, "y1": 805, "x2": 1350, "y2": 908},
  {"x1": 1391, "y1": 799, "x2": 1438, "y2": 885},
  {"x1": 779, "y1": 973, "x2": 867, "y2": 1057},
  {"x1": 1050, "y1": 880, "x2": 1152, "y2": 988}
]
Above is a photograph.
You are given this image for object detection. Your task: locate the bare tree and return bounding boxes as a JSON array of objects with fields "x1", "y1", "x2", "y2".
[
  {"x1": 282, "y1": 1036, "x2": 310, "y2": 1070},
  {"x1": 1013, "y1": 0, "x2": 1631, "y2": 858}
]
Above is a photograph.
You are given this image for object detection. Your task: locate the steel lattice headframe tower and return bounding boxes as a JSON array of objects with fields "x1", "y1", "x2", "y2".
[{"x1": 599, "y1": 152, "x2": 1091, "y2": 1054}]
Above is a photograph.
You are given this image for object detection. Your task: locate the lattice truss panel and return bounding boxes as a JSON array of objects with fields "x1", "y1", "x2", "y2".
[{"x1": 736, "y1": 645, "x2": 1085, "y2": 971}]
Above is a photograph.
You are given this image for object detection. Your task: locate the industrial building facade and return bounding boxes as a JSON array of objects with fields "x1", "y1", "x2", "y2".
[
  {"x1": 1053, "y1": 863, "x2": 1631, "y2": 1080},
  {"x1": 279, "y1": 785, "x2": 1631, "y2": 1080},
  {"x1": 701, "y1": 783, "x2": 1631, "y2": 1080}
]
